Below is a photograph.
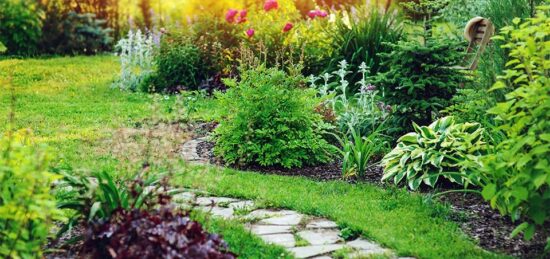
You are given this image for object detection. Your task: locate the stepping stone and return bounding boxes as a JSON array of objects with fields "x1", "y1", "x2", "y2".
[
  {"x1": 172, "y1": 192, "x2": 195, "y2": 203},
  {"x1": 311, "y1": 257, "x2": 332, "y2": 259},
  {"x1": 297, "y1": 229, "x2": 342, "y2": 245},
  {"x1": 289, "y1": 244, "x2": 344, "y2": 258},
  {"x1": 229, "y1": 200, "x2": 255, "y2": 210},
  {"x1": 306, "y1": 219, "x2": 338, "y2": 229},
  {"x1": 246, "y1": 209, "x2": 297, "y2": 219},
  {"x1": 259, "y1": 213, "x2": 303, "y2": 226},
  {"x1": 250, "y1": 224, "x2": 293, "y2": 235},
  {"x1": 195, "y1": 197, "x2": 238, "y2": 206},
  {"x1": 346, "y1": 238, "x2": 389, "y2": 255},
  {"x1": 198, "y1": 206, "x2": 234, "y2": 219},
  {"x1": 259, "y1": 233, "x2": 296, "y2": 248}
]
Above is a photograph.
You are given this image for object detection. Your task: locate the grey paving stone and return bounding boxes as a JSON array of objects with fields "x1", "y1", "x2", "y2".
[
  {"x1": 246, "y1": 209, "x2": 297, "y2": 219},
  {"x1": 228, "y1": 200, "x2": 255, "y2": 210},
  {"x1": 311, "y1": 257, "x2": 332, "y2": 259},
  {"x1": 198, "y1": 206, "x2": 234, "y2": 219},
  {"x1": 259, "y1": 233, "x2": 296, "y2": 248},
  {"x1": 289, "y1": 244, "x2": 344, "y2": 258},
  {"x1": 297, "y1": 229, "x2": 342, "y2": 245},
  {"x1": 250, "y1": 224, "x2": 293, "y2": 235},
  {"x1": 306, "y1": 219, "x2": 339, "y2": 229},
  {"x1": 172, "y1": 192, "x2": 195, "y2": 203},
  {"x1": 195, "y1": 196, "x2": 239, "y2": 206},
  {"x1": 259, "y1": 213, "x2": 303, "y2": 226},
  {"x1": 346, "y1": 238, "x2": 385, "y2": 251}
]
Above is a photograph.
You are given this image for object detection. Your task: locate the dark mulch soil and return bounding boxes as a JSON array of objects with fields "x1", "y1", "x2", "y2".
[
  {"x1": 440, "y1": 192, "x2": 549, "y2": 258},
  {"x1": 196, "y1": 133, "x2": 549, "y2": 258},
  {"x1": 45, "y1": 225, "x2": 84, "y2": 259}
]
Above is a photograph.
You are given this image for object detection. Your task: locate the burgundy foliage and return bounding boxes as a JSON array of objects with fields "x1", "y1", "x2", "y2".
[{"x1": 82, "y1": 207, "x2": 236, "y2": 259}]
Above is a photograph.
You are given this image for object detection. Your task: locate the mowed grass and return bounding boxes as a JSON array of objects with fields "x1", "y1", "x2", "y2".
[
  {"x1": 0, "y1": 56, "x2": 151, "y2": 170},
  {"x1": 0, "y1": 56, "x2": 508, "y2": 259}
]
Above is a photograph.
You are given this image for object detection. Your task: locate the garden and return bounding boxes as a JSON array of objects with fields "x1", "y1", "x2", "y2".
[{"x1": 0, "y1": 0, "x2": 548, "y2": 258}]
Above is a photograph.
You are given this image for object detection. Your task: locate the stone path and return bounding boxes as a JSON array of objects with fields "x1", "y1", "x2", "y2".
[
  {"x1": 173, "y1": 192, "x2": 396, "y2": 258},
  {"x1": 180, "y1": 138, "x2": 409, "y2": 259}
]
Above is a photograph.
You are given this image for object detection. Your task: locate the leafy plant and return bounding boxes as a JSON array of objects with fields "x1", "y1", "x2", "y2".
[
  {"x1": 336, "y1": 125, "x2": 388, "y2": 179},
  {"x1": 310, "y1": 60, "x2": 392, "y2": 137},
  {"x1": 0, "y1": 0, "x2": 42, "y2": 56},
  {"x1": 114, "y1": 29, "x2": 156, "y2": 91},
  {"x1": 82, "y1": 206, "x2": 236, "y2": 258},
  {"x1": 0, "y1": 130, "x2": 63, "y2": 258},
  {"x1": 382, "y1": 116, "x2": 488, "y2": 190},
  {"x1": 214, "y1": 66, "x2": 336, "y2": 168},
  {"x1": 479, "y1": 6, "x2": 550, "y2": 248}
]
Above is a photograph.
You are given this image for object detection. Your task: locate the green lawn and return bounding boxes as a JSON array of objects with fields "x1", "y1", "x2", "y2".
[{"x1": 0, "y1": 56, "x2": 509, "y2": 259}]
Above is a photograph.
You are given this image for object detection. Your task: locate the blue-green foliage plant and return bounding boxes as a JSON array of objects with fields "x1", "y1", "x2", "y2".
[
  {"x1": 214, "y1": 66, "x2": 336, "y2": 169},
  {"x1": 114, "y1": 29, "x2": 156, "y2": 91}
]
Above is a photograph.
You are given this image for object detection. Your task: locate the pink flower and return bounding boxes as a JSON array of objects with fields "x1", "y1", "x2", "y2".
[
  {"x1": 264, "y1": 0, "x2": 278, "y2": 12},
  {"x1": 246, "y1": 28, "x2": 255, "y2": 38},
  {"x1": 307, "y1": 10, "x2": 317, "y2": 19},
  {"x1": 236, "y1": 9, "x2": 248, "y2": 23},
  {"x1": 308, "y1": 9, "x2": 328, "y2": 19},
  {"x1": 282, "y1": 22, "x2": 293, "y2": 32},
  {"x1": 226, "y1": 9, "x2": 238, "y2": 23}
]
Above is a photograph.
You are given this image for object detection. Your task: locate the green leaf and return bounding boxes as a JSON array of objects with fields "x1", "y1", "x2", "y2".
[
  {"x1": 512, "y1": 187, "x2": 529, "y2": 201},
  {"x1": 524, "y1": 224, "x2": 536, "y2": 240},
  {"x1": 89, "y1": 202, "x2": 102, "y2": 221},
  {"x1": 511, "y1": 222, "x2": 529, "y2": 238},
  {"x1": 482, "y1": 184, "x2": 497, "y2": 200}
]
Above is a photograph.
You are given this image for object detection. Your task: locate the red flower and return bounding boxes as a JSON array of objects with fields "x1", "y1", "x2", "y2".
[
  {"x1": 246, "y1": 28, "x2": 255, "y2": 38},
  {"x1": 282, "y1": 22, "x2": 293, "y2": 32},
  {"x1": 264, "y1": 0, "x2": 278, "y2": 12},
  {"x1": 308, "y1": 9, "x2": 328, "y2": 19},
  {"x1": 225, "y1": 9, "x2": 238, "y2": 23}
]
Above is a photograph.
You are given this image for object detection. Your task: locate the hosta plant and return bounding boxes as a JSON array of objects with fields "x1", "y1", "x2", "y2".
[{"x1": 381, "y1": 116, "x2": 488, "y2": 190}]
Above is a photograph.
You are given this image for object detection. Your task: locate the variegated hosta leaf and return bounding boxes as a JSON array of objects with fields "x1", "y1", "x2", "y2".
[{"x1": 381, "y1": 116, "x2": 488, "y2": 190}]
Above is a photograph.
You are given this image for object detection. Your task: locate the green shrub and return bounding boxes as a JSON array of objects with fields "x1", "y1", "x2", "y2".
[
  {"x1": 0, "y1": 130, "x2": 62, "y2": 258},
  {"x1": 214, "y1": 66, "x2": 336, "y2": 168},
  {"x1": 375, "y1": 35, "x2": 467, "y2": 137},
  {"x1": 382, "y1": 116, "x2": 488, "y2": 190},
  {"x1": 480, "y1": 6, "x2": 550, "y2": 246},
  {"x1": 153, "y1": 35, "x2": 202, "y2": 92},
  {"x1": 0, "y1": 0, "x2": 42, "y2": 56}
]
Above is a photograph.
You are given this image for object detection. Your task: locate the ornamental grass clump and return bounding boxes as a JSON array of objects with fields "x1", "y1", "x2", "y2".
[{"x1": 214, "y1": 66, "x2": 336, "y2": 168}]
